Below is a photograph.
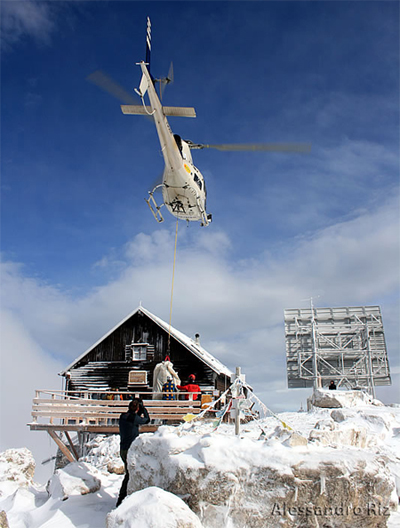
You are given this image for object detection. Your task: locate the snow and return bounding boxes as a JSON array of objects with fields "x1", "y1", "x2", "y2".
[
  {"x1": 105, "y1": 486, "x2": 203, "y2": 528},
  {"x1": 0, "y1": 403, "x2": 399, "y2": 528}
]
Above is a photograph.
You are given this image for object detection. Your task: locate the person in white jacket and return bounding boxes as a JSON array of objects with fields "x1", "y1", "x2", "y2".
[{"x1": 152, "y1": 356, "x2": 181, "y2": 399}]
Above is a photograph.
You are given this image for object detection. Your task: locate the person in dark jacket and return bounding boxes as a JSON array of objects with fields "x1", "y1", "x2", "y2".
[
  {"x1": 116, "y1": 398, "x2": 150, "y2": 507},
  {"x1": 329, "y1": 380, "x2": 337, "y2": 390}
]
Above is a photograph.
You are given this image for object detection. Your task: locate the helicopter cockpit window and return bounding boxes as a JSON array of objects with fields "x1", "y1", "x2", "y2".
[
  {"x1": 193, "y1": 174, "x2": 202, "y2": 190},
  {"x1": 174, "y1": 134, "x2": 183, "y2": 157}
]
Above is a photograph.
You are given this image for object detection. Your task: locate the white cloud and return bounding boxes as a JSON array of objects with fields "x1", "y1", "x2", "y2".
[
  {"x1": 0, "y1": 310, "x2": 64, "y2": 483},
  {"x1": 1, "y1": 193, "x2": 399, "y2": 475},
  {"x1": 1, "y1": 0, "x2": 56, "y2": 49}
]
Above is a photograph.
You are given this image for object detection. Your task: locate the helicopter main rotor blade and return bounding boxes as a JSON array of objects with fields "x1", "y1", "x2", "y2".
[
  {"x1": 190, "y1": 143, "x2": 311, "y2": 153},
  {"x1": 86, "y1": 70, "x2": 137, "y2": 104}
]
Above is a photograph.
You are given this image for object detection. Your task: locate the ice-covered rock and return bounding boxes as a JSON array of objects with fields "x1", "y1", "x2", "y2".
[
  {"x1": 126, "y1": 425, "x2": 397, "y2": 528},
  {"x1": 0, "y1": 448, "x2": 35, "y2": 487},
  {"x1": 106, "y1": 486, "x2": 203, "y2": 528},
  {"x1": 310, "y1": 388, "x2": 375, "y2": 408},
  {"x1": 46, "y1": 462, "x2": 101, "y2": 501}
]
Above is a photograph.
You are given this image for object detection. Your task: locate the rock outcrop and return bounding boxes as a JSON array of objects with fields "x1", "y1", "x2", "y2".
[
  {"x1": 0, "y1": 448, "x2": 35, "y2": 487},
  {"x1": 126, "y1": 426, "x2": 396, "y2": 528}
]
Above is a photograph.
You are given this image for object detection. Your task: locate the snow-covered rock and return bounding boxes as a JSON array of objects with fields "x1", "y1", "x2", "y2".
[
  {"x1": 0, "y1": 510, "x2": 9, "y2": 528},
  {"x1": 126, "y1": 423, "x2": 397, "y2": 528},
  {"x1": 80, "y1": 434, "x2": 124, "y2": 474},
  {"x1": 106, "y1": 486, "x2": 203, "y2": 528},
  {"x1": 310, "y1": 388, "x2": 375, "y2": 408},
  {"x1": 0, "y1": 448, "x2": 35, "y2": 488},
  {"x1": 46, "y1": 462, "x2": 101, "y2": 501},
  {"x1": 309, "y1": 417, "x2": 369, "y2": 447},
  {"x1": 262, "y1": 424, "x2": 308, "y2": 446}
]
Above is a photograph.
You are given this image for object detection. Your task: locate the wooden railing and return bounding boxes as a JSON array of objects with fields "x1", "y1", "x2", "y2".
[{"x1": 30, "y1": 390, "x2": 206, "y2": 428}]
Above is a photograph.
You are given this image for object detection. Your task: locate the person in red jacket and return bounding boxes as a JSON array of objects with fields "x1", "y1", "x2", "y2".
[{"x1": 177, "y1": 374, "x2": 201, "y2": 401}]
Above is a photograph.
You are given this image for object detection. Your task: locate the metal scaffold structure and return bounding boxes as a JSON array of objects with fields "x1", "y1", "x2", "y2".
[{"x1": 284, "y1": 305, "x2": 391, "y2": 397}]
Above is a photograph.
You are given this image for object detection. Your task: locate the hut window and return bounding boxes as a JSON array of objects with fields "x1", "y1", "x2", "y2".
[
  {"x1": 125, "y1": 342, "x2": 155, "y2": 362},
  {"x1": 132, "y1": 344, "x2": 147, "y2": 361}
]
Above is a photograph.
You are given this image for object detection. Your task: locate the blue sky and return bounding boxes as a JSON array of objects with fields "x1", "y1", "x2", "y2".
[{"x1": 1, "y1": 1, "x2": 399, "y2": 480}]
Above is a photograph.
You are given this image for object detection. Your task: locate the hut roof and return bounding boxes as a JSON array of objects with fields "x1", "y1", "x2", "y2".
[{"x1": 60, "y1": 306, "x2": 233, "y2": 378}]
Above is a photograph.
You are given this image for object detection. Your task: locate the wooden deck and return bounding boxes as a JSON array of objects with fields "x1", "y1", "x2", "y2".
[
  {"x1": 29, "y1": 390, "x2": 203, "y2": 429},
  {"x1": 28, "y1": 390, "x2": 206, "y2": 464}
]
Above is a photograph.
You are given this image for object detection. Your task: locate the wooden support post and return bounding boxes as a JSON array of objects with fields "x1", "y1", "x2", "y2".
[
  {"x1": 64, "y1": 431, "x2": 79, "y2": 460},
  {"x1": 48, "y1": 430, "x2": 76, "y2": 463},
  {"x1": 235, "y1": 367, "x2": 241, "y2": 436},
  {"x1": 50, "y1": 393, "x2": 56, "y2": 425}
]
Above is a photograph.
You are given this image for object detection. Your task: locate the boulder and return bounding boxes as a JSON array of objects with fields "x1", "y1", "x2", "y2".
[
  {"x1": 126, "y1": 427, "x2": 396, "y2": 528},
  {"x1": 107, "y1": 459, "x2": 125, "y2": 475},
  {"x1": 0, "y1": 448, "x2": 35, "y2": 487},
  {"x1": 106, "y1": 486, "x2": 203, "y2": 528},
  {"x1": 310, "y1": 389, "x2": 374, "y2": 409},
  {"x1": 46, "y1": 461, "x2": 101, "y2": 501}
]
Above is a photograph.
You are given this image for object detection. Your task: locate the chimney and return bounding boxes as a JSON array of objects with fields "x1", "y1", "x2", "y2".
[{"x1": 195, "y1": 333, "x2": 200, "y2": 345}]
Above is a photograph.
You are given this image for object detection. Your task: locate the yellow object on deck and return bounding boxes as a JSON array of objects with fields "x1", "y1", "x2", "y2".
[{"x1": 183, "y1": 413, "x2": 197, "y2": 422}]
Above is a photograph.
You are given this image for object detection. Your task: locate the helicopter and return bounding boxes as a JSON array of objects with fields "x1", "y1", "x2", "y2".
[{"x1": 88, "y1": 17, "x2": 310, "y2": 227}]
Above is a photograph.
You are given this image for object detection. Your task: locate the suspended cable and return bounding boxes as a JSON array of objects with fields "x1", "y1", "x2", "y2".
[{"x1": 167, "y1": 218, "x2": 179, "y2": 354}]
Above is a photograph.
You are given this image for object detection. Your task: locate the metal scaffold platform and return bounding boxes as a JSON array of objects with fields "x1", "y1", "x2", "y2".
[{"x1": 284, "y1": 305, "x2": 391, "y2": 397}]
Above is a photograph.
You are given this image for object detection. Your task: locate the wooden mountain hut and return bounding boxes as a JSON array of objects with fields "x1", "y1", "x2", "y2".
[{"x1": 60, "y1": 306, "x2": 232, "y2": 397}]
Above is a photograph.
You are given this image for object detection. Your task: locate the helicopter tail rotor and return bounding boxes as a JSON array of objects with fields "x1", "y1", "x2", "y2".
[{"x1": 155, "y1": 61, "x2": 174, "y2": 101}]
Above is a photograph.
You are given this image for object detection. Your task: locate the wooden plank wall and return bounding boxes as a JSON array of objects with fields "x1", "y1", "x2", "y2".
[{"x1": 67, "y1": 312, "x2": 227, "y2": 393}]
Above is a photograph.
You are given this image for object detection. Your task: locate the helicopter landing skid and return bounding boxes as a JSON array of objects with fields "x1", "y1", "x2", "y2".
[{"x1": 145, "y1": 187, "x2": 164, "y2": 223}]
